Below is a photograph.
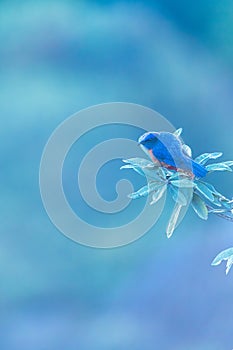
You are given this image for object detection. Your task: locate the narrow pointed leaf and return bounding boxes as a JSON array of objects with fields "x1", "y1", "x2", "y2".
[
  {"x1": 206, "y1": 163, "x2": 232, "y2": 172},
  {"x1": 211, "y1": 248, "x2": 233, "y2": 274},
  {"x1": 121, "y1": 164, "x2": 167, "y2": 182},
  {"x1": 169, "y1": 185, "x2": 188, "y2": 206},
  {"x1": 222, "y1": 161, "x2": 233, "y2": 167},
  {"x1": 195, "y1": 152, "x2": 222, "y2": 165},
  {"x1": 121, "y1": 159, "x2": 168, "y2": 181},
  {"x1": 120, "y1": 164, "x2": 146, "y2": 177},
  {"x1": 182, "y1": 144, "x2": 192, "y2": 157},
  {"x1": 150, "y1": 185, "x2": 167, "y2": 205},
  {"x1": 128, "y1": 185, "x2": 150, "y2": 199},
  {"x1": 218, "y1": 196, "x2": 232, "y2": 202},
  {"x1": 120, "y1": 164, "x2": 134, "y2": 169},
  {"x1": 211, "y1": 198, "x2": 223, "y2": 207},
  {"x1": 142, "y1": 168, "x2": 166, "y2": 181},
  {"x1": 191, "y1": 193, "x2": 208, "y2": 220},
  {"x1": 171, "y1": 179, "x2": 195, "y2": 188},
  {"x1": 211, "y1": 248, "x2": 233, "y2": 266},
  {"x1": 199, "y1": 181, "x2": 227, "y2": 206},
  {"x1": 201, "y1": 181, "x2": 222, "y2": 196},
  {"x1": 129, "y1": 182, "x2": 164, "y2": 199},
  {"x1": 157, "y1": 167, "x2": 167, "y2": 180},
  {"x1": 195, "y1": 182, "x2": 215, "y2": 201},
  {"x1": 218, "y1": 197, "x2": 233, "y2": 210},
  {"x1": 166, "y1": 203, "x2": 183, "y2": 238},
  {"x1": 173, "y1": 128, "x2": 182, "y2": 137},
  {"x1": 122, "y1": 158, "x2": 154, "y2": 168},
  {"x1": 226, "y1": 257, "x2": 233, "y2": 274}
]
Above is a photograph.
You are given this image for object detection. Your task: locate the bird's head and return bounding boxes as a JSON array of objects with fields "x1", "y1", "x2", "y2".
[{"x1": 138, "y1": 132, "x2": 159, "y2": 150}]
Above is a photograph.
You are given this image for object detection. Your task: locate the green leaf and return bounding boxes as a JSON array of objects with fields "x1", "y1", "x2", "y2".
[
  {"x1": 201, "y1": 181, "x2": 221, "y2": 196},
  {"x1": 218, "y1": 197, "x2": 233, "y2": 210},
  {"x1": 211, "y1": 248, "x2": 233, "y2": 275},
  {"x1": 195, "y1": 152, "x2": 222, "y2": 165},
  {"x1": 143, "y1": 168, "x2": 167, "y2": 181},
  {"x1": 169, "y1": 185, "x2": 188, "y2": 206},
  {"x1": 157, "y1": 167, "x2": 167, "y2": 180},
  {"x1": 206, "y1": 163, "x2": 232, "y2": 172},
  {"x1": 128, "y1": 185, "x2": 150, "y2": 199},
  {"x1": 173, "y1": 128, "x2": 182, "y2": 137},
  {"x1": 120, "y1": 164, "x2": 146, "y2": 177},
  {"x1": 198, "y1": 181, "x2": 228, "y2": 207},
  {"x1": 150, "y1": 185, "x2": 167, "y2": 205},
  {"x1": 121, "y1": 159, "x2": 167, "y2": 181},
  {"x1": 166, "y1": 203, "x2": 183, "y2": 238},
  {"x1": 121, "y1": 164, "x2": 167, "y2": 181},
  {"x1": 195, "y1": 182, "x2": 215, "y2": 202},
  {"x1": 122, "y1": 157, "x2": 154, "y2": 168},
  {"x1": 211, "y1": 196, "x2": 224, "y2": 207},
  {"x1": 212, "y1": 194, "x2": 233, "y2": 208},
  {"x1": 128, "y1": 182, "x2": 165, "y2": 199},
  {"x1": 222, "y1": 161, "x2": 233, "y2": 167},
  {"x1": 191, "y1": 193, "x2": 208, "y2": 220},
  {"x1": 171, "y1": 179, "x2": 195, "y2": 188},
  {"x1": 182, "y1": 144, "x2": 192, "y2": 157},
  {"x1": 226, "y1": 258, "x2": 233, "y2": 275}
]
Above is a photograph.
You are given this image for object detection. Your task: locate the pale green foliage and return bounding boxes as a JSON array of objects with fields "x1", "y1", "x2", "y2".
[
  {"x1": 121, "y1": 128, "x2": 233, "y2": 274},
  {"x1": 191, "y1": 193, "x2": 208, "y2": 220},
  {"x1": 212, "y1": 248, "x2": 233, "y2": 275}
]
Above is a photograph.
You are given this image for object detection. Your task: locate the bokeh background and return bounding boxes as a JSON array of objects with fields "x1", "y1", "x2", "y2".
[{"x1": 1, "y1": 1, "x2": 233, "y2": 349}]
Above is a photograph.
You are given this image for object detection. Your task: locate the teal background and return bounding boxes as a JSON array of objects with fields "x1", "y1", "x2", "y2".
[{"x1": 1, "y1": 1, "x2": 233, "y2": 349}]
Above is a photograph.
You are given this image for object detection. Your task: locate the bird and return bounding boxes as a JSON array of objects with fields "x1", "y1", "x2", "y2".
[{"x1": 138, "y1": 131, "x2": 207, "y2": 178}]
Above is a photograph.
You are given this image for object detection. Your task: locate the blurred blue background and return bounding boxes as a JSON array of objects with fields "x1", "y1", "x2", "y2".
[{"x1": 1, "y1": 1, "x2": 233, "y2": 349}]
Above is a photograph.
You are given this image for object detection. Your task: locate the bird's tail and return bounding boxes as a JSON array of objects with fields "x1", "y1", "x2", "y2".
[{"x1": 191, "y1": 160, "x2": 208, "y2": 178}]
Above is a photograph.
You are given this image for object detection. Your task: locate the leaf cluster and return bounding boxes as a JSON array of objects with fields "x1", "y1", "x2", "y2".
[{"x1": 121, "y1": 128, "x2": 233, "y2": 274}]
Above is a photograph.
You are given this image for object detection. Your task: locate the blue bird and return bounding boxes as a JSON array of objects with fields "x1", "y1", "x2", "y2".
[{"x1": 138, "y1": 131, "x2": 207, "y2": 178}]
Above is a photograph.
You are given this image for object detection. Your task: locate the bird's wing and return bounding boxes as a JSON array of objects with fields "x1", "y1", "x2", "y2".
[
  {"x1": 154, "y1": 148, "x2": 177, "y2": 167},
  {"x1": 152, "y1": 135, "x2": 183, "y2": 167}
]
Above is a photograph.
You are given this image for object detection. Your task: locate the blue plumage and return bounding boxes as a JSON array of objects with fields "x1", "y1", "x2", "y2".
[{"x1": 138, "y1": 131, "x2": 207, "y2": 178}]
